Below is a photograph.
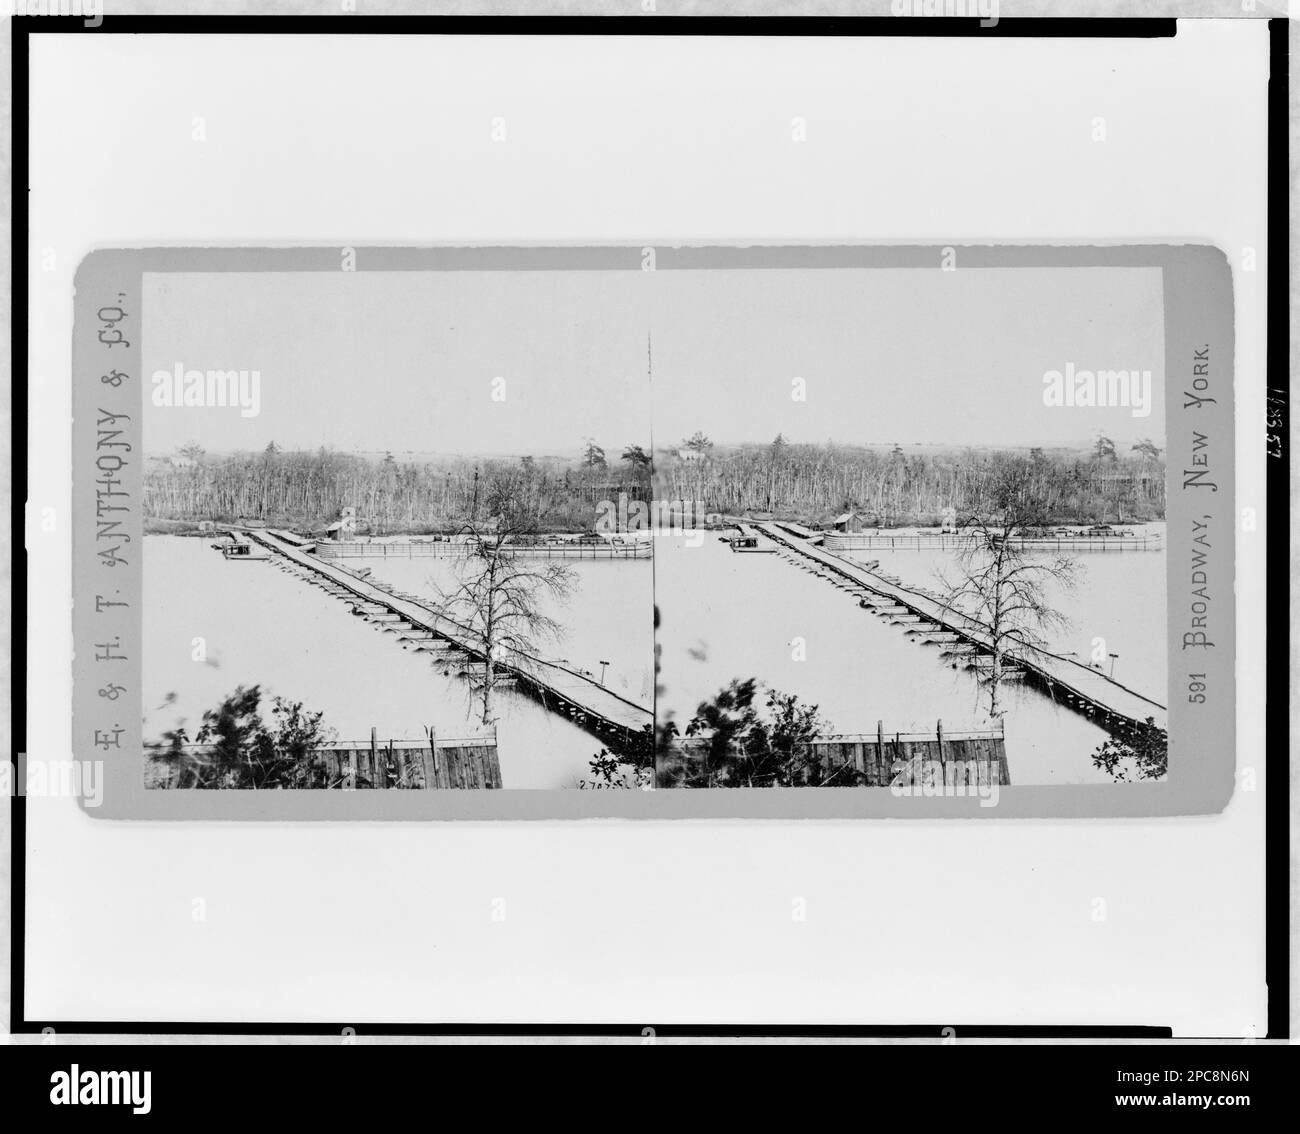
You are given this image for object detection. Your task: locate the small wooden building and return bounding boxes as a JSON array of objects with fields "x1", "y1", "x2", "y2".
[{"x1": 325, "y1": 507, "x2": 358, "y2": 540}]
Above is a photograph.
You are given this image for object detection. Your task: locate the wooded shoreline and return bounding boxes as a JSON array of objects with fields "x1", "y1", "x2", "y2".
[{"x1": 144, "y1": 438, "x2": 1166, "y2": 534}]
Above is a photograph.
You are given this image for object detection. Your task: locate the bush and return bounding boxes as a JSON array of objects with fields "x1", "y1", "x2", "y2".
[
  {"x1": 1090, "y1": 717, "x2": 1168, "y2": 782},
  {"x1": 151, "y1": 685, "x2": 337, "y2": 789}
]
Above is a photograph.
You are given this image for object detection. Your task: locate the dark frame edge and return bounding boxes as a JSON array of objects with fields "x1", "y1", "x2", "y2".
[
  {"x1": 1264, "y1": 16, "x2": 1289, "y2": 1042},
  {"x1": 8, "y1": 11, "x2": 1279, "y2": 1043}
]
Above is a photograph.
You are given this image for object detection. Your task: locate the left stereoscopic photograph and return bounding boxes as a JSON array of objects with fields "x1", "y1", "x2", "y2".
[{"x1": 132, "y1": 265, "x2": 655, "y2": 793}]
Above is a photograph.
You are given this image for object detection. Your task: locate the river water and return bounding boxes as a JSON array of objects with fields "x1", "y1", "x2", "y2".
[
  {"x1": 145, "y1": 527, "x2": 1164, "y2": 788},
  {"x1": 142, "y1": 536, "x2": 653, "y2": 789},
  {"x1": 654, "y1": 526, "x2": 1167, "y2": 786}
]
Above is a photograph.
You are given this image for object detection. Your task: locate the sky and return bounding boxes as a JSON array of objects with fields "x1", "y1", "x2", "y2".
[
  {"x1": 649, "y1": 266, "x2": 1165, "y2": 451},
  {"x1": 143, "y1": 265, "x2": 1164, "y2": 457}
]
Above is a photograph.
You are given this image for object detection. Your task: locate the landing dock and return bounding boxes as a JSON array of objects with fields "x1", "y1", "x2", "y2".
[{"x1": 770, "y1": 521, "x2": 823, "y2": 543}]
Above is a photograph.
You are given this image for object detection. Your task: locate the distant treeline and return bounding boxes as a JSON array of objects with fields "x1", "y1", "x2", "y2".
[
  {"x1": 145, "y1": 438, "x2": 1164, "y2": 532},
  {"x1": 144, "y1": 445, "x2": 652, "y2": 533},
  {"x1": 655, "y1": 438, "x2": 1165, "y2": 526}
]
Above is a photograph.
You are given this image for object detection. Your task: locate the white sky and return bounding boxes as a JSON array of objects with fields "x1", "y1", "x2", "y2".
[
  {"x1": 650, "y1": 265, "x2": 1164, "y2": 450},
  {"x1": 143, "y1": 264, "x2": 1164, "y2": 456}
]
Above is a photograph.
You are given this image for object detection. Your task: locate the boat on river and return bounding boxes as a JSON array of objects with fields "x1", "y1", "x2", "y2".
[{"x1": 220, "y1": 534, "x2": 271, "y2": 561}]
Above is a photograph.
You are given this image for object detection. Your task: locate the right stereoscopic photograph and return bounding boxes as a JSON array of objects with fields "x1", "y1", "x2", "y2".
[{"x1": 651, "y1": 252, "x2": 1185, "y2": 795}]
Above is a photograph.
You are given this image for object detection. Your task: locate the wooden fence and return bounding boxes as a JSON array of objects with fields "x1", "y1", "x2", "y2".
[
  {"x1": 146, "y1": 727, "x2": 501, "y2": 790},
  {"x1": 312, "y1": 729, "x2": 502, "y2": 789},
  {"x1": 823, "y1": 532, "x2": 1162, "y2": 553},
  {"x1": 316, "y1": 540, "x2": 650, "y2": 560},
  {"x1": 660, "y1": 720, "x2": 1009, "y2": 788}
]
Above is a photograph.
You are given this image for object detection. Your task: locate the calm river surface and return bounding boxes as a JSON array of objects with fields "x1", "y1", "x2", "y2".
[
  {"x1": 143, "y1": 536, "x2": 653, "y2": 789},
  {"x1": 655, "y1": 525, "x2": 1166, "y2": 786}
]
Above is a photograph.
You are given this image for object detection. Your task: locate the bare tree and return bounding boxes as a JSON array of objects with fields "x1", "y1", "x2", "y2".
[
  {"x1": 437, "y1": 475, "x2": 575, "y2": 727},
  {"x1": 766, "y1": 433, "x2": 787, "y2": 510},
  {"x1": 938, "y1": 458, "x2": 1080, "y2": 718}
]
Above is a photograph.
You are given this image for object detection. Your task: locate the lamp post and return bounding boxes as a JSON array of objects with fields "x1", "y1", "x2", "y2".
[{"x1": 599, "y1": 660, "x2": 610, "y2": 686}]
